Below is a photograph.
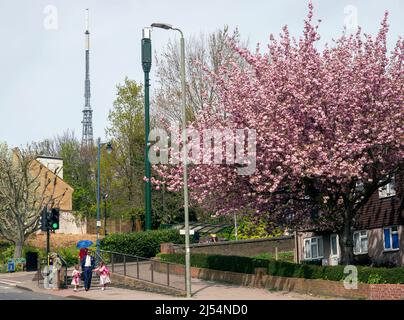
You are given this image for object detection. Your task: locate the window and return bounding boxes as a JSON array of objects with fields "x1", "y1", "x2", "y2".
[
  {"x1": 330, "y1": 234, "x2": 339, "y2": 257},
  {"x1": 304, "y1": 237, "x2": 324, "y2": 260},
  {"x1": 384, "y1": 226, "x2": 400, "y2": 251},
  {"x1": 353, "y1": 231, "x2": 368, "y2": 255},
  {"x1": 378, "y1": 176, "x2": 396, "y2": 198}
]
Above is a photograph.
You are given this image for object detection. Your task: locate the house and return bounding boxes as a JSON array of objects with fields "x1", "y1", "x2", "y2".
[
  {"x1": 30, "y1": 154, "x2": 86, "y2": 234},
  {"x1": 296, "y1": 172, "x2": 404, "y2": 267},
  {"x1": 34, "y1": 155, "x2": 73, "y2": 214}
]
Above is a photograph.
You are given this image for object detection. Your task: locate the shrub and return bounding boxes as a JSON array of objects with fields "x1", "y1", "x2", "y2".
[
  {"x1": 253, "y1": 251, "x2": 294, "y2": 262},
  {"x1": 158, "y1": 253, "x2": 269, "y2": 274},
  {"x1": 58, "y1": 246, "x2": 80, "y2": 267},
  {"x1": 100, "y1": 229, "x2": 185, "y2": 258},
  {"x1": 0, "y1": 240, "x2": 11, "y2": 250},
  {"x1": 0, "y1": 245, "x2": 14, "y2": 265},
  {"x1": 158, "y1": 253, "x2": 404, "y2": 284},
  {"x1": 367, "y1": 273, "x2": 385, "y2": 284}
]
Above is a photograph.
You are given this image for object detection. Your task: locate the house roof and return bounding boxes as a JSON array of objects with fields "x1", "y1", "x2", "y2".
[
  {"x1": 11, "y1": 148, "x2": 74, "y2": 211},
  {"x1": 356, "y1": 195, "x2": 404, "y2": 230},
  {"x1": 36, "y1": 155, "x2": 64, "y2": 161},
  {"x1": 356, "y1": 170, "x2": 404, "y2": 230},
  {"x1": 298, "y1": 172, "x2": 404, "y2": 232}
]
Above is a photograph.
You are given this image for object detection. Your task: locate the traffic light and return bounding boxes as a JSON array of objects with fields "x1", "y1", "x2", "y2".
[
  {"x1": 50, "y1": 208, "x2": 60, "y2": 231},
  {"x1": 40, "y1": 208, "x2": 49, "y2": 231}
]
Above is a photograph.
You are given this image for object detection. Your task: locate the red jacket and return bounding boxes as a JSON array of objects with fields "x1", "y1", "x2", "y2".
[{"x1": 79, "y1": 248, "x2": 88, "y2": 261}]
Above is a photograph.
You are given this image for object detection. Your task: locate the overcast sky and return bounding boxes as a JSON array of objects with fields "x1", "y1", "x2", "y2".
[{"x1": 0, "y1": 0, "x2": 402, "y2": 148}]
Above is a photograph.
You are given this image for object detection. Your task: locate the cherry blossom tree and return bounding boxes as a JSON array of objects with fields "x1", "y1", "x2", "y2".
[{"x1": 156, "y1": 4, "x2": 403, "y2": 264}]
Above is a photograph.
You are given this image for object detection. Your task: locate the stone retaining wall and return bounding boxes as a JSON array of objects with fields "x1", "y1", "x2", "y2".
[{"x1": 110, "y1": 273, "x2": 185, "y2": 297}]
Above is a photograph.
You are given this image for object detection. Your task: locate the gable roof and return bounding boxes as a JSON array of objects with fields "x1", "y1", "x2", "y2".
[
  {"x1": 11, "y1": 148, "x2": 74, "y2": 211},
  {"x1": 356, "y1": 171, "x2": 403, "y2": 229}
]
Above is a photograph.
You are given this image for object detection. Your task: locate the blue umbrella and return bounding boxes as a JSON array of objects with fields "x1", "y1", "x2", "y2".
[{"x1": 76, "y1": 240, "x2": 93, "y2": 249}]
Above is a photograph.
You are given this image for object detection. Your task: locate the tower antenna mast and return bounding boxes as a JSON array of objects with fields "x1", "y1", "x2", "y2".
[{"x1": 81, "y1": 8, "x2": 94, "y2": 146}]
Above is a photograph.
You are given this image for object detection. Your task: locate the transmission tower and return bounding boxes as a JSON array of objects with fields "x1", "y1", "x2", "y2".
[{"x1": 81, "y1": 8, "x2": 94, "y2": 146}]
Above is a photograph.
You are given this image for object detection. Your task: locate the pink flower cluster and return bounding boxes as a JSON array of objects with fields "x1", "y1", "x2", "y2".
[{"x1": 155, "y1": 4, "x2": 403, "y2": 229}]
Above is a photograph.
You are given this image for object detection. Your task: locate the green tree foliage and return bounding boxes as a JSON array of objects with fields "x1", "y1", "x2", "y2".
[
  {"x1": 229, "y1": 211, "x2": 284, "y2": 240},
  {"x1": 104, "y1": 78, "x2": 195, "y2": 228},
  {"x1": 100, "y1": 229, "x2": 185, "y2": 258},
  {"x1": 104, "y1": 78, "x2": 145, "y2": 219}
]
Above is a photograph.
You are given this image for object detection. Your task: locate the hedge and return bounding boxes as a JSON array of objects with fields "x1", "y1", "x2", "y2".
[
  {"x1": 100, "y1": 229, "x2": 185, "y2": 258},
  {"x1": 158, "y1": 253, "x2": 270, "y2": 274},
  {"x1": 158, "y1": 253, "x2": 404, "y2": 284}
]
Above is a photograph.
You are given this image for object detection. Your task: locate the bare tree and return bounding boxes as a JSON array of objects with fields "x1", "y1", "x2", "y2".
[
  {"x1": 0, "y1": 144, "x2": 67, "y2": 258},
  {"x1": 154, "y1": 26, "x2": 247, "y2": 124},
  {"x1": 29, "y1": 130, "x2": 78, "y2": 157}
]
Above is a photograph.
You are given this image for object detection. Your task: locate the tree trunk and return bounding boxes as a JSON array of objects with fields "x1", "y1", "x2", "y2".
[
  {"x1": 13, "y1": 230, "x2": 25, "y2": 259},
  {"x1": 339, "y1": 210, "x2": 355, "y2": 265},
  {"x1": 14, "y1": 240, "x2": 24, "y2": 259}
]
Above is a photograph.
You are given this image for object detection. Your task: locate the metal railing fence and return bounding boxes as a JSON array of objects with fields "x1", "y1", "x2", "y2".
[{"x1": 98, "y1": 250, "x2": 185, "y2": 291}]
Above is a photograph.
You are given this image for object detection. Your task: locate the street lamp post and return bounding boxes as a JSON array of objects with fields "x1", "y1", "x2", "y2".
[
  {"x1": 142, "y1": 27, "x2": 152, "y2": 231},
  {"x1": 103, "y1": 194, "x2": 108, "y2": 236},
  {"x1": 151, "y1": 23, "x2": 191, "y2": 298},
  {"x1": 96, "y1": 138, "x2": 113, "y2": 262}
]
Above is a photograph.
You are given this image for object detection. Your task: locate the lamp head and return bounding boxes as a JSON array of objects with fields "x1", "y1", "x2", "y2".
[
  {"x1": 151, "y1": 23, "x2": 173, "y2": 30},
  {"x1": 106, "y1": 142, "x2": 113, "y2": 154},
  {"x1": 142, "y1": 27, "x2": 151, "y2": 39}
]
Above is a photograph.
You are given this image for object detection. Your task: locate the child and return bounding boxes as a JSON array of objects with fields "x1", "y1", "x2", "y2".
[
  {"x1": 95, "y1": 261, "x2": 111, "y2": 291},
  {"x1": 71, "y1": 265, "x2": 81, "y2": 292}
]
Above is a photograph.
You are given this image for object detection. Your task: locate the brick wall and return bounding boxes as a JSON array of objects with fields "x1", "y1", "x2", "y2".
[
  {"x1": 165, "y1": 236, "x2": 295, "y2": 257},
  {"x1": 369, "y1": 284, "x2": 404, "y2": 300},
  {"x1": 152, "y1": 259, "x2": 404, "y2": 300}
]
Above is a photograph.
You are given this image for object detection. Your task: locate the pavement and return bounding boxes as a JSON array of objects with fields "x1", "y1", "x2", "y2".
[{"x1": 0, "y1": 271, "x2": 339, "y2": 300}]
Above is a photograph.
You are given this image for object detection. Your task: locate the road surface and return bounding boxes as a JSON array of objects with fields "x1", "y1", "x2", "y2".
[{"x1": 0, "y1": 279, "x2": 70, "y2": 300}]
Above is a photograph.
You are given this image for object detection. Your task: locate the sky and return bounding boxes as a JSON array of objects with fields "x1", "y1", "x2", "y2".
[{"x1": 0, "y1": 0, "x2": 402, "y2": 148}]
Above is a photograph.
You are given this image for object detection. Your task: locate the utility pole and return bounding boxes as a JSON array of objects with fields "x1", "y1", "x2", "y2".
[
  {"x1": 142, "y1": 27, "x2": 152, "y2": 231},
  {"x1": 150, "y1": 22, "x2": 191, "y2": 299},
  {"x1": 96, "y1": 139, "x2": 113, "y2": 261},
  {"x1": 179, "y1": 31, "x2": 192, "y2": 299},
  {"x1": 46, "y1": 228, "x2": 50, "y2": 259},
  {"x1": 103, "y1": 194, "x2": 108, "y2": 236},
  {"x1": 96, "y1": 137, "x2": 101, "y2": 261},
  {"x1": 41, "y1": 207, "x2": 51, "y2": 263}
]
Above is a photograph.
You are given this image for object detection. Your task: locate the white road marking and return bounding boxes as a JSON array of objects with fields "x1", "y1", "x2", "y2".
[
  {"x1": 0, "y1": 286, "x2": 11, "y2": 289},
  {"x1": 0, "y1": 279, "x2": 21, "y2": 286}
]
